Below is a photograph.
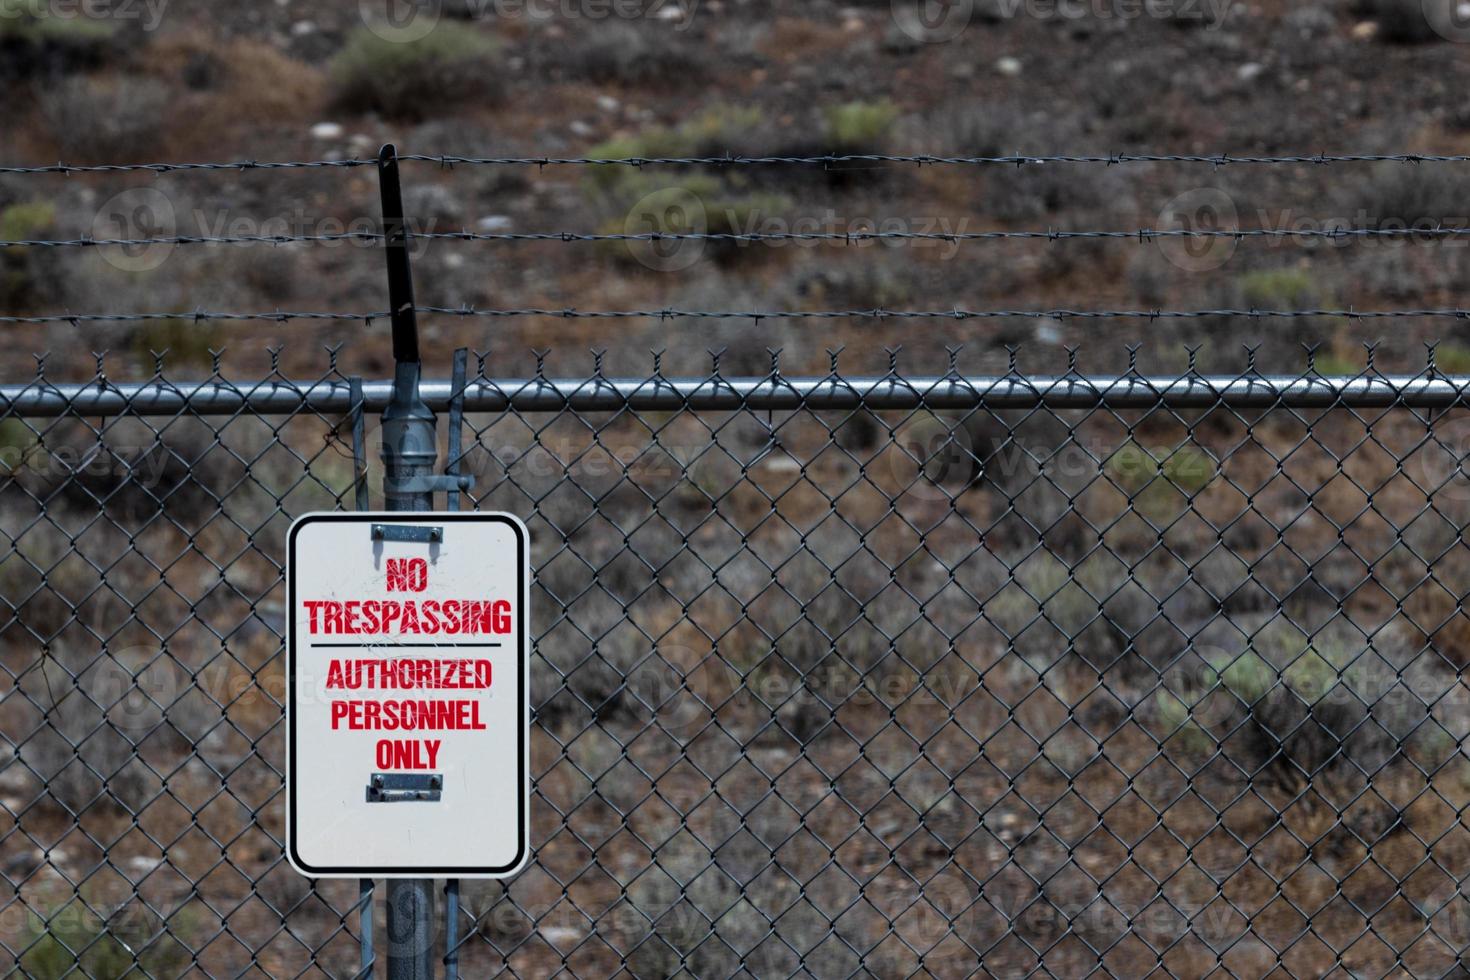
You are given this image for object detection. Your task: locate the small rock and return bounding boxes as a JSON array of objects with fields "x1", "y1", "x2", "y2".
[
  {"x1": 290, "y1": 20, "x2": 316, "y2": 36},
  {"x1": 995, "y1": 56, "x2": 1022, "y2": 76},
  {"x1": 1236, "y1": 62, "x2": 1264, "y2": 81},
  {"x1": 569, "y1": 120, "x2": 595, "y2": 137},
  {"x1": 310, "y1": 122, "x2": 344, "y2": 140},
  {"x1": 1283, "y1": 5, "x2": 1336, "y2": 38},
  {"x1": 477, "y1": 215, "x2": 513, "y2": 232},
  {"x1": 655, "y1": 4, "x2": 682, "y2": 19},
  {"x1": 1351, "y1": 20, "x2": 1378, "y2": 39},
  {"x1": 595, "y1": 95, "x2": 620, "y2": 113},
  {"x1": 128, "y1": 855, "x2": 162, "y2": 874},
  {"x1": 843, "y1": 15, "x2": 865, "y2": 31}
]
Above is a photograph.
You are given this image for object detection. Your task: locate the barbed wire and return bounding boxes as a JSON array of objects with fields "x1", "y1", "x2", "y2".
[
  {"x1": 9, "y1": 225, "x2": 1470, "y2": 250},
  {"x1": 5, "y1": 151, "x2": 1470, "y2": 176},
  {"x1": 4, "y1": 306, "x2": 1469, "y2": 325}
]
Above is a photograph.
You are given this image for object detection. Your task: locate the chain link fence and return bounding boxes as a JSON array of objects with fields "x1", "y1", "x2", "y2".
[{"x1": 5, "y1": 352, "x2": 1470, "y2": 977}]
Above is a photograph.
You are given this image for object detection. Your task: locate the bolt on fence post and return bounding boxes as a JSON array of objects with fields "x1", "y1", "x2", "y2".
[{"x1": 377, "y1": 141, "x2": 438, "y2": 980}]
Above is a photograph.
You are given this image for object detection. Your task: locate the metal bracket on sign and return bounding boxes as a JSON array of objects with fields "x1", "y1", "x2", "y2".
[
  {"x1": 366, "y1": 772, "x2": 443, "y2": 802},
  {"x1": 371, "y1": 524, "x2": 443, "y2": 543}
]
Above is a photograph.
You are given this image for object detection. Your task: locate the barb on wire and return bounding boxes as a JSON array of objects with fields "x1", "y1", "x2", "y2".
[{"x1": 4, "y1": 306, "x2": 1469, "y2": 325}]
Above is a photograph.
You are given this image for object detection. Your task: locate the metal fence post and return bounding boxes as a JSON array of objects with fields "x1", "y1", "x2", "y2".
[{"x1": 377, "y1": 141, "x2": 437, "y2": 980}]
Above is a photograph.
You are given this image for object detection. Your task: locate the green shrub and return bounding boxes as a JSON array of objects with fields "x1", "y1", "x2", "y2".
[
  {"x1": 586, "y1": 106, "x2": 766, "y2": 191},
  {"x1": 0, "y1": 10, "x2": 120, "y2": 79},
  {"x1": 1435, "y1": 344, "x2": 1470, "y2": 373},
  {"x1": 1236, "y1": 268, "x2": 1319, "y2": 309},
  {"x1": 330, "y1": 26, "x2": 500, "y2": 120},
  {"x1": 823, "y1": 100, "x2": 899, "y2": 154},
  {"x1": 1106, "y1": 442, "x2": 1216, "y2": 495},
  {"x1": 600, "y1": 173, "x2": 791, "y2": 267},
  {"x1": 17, "y1": 899, "x2": 190, "y2": 979},
  {"x1": 0, "y1": 418, "x2": 38, "y2": 476},
  {"x1": 585, "y1": 109, "x2": 793, "y2": 267},
  {"x1": 1312, "y1": 350, "x2": 1361, "y2": 375},
  {"x1": 0, "y1": 201, "x2": 56, "y2": 242},
  {"x1": 0, "y1": 201, "x2": 55, "y2": 306},
  {"x1": 1152, "y1": 640, "x2": 1444, "y2": 791}
]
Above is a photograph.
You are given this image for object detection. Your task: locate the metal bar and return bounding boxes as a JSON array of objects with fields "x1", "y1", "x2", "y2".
[
  {"x1": 444, "y1": 880, "x2": 459, "y2": 980},
  {"x1": 350, "y1": 376, "x2": 369, "y2": 511},
  {"x1": 359, "y1": 879, "x2": 374, "y2": 979},
  {"x1": 386, "y1": 878, "x2": 434, "y2": 980},
  {"x1": 445, "y1": 349, "x2": 468, "y2": 513},
  {"x1": 8, "y1": 374, "x2": 1470, "y2": 416},
  {"x1": 378, "y1": 144, "x2": 420, "y2": 365},
  {"x1": 377, "y1": 140, "x2": 439, "y2": 980}
]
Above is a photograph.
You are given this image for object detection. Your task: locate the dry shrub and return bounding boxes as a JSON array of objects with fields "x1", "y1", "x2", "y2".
[
  {"x1": 330, "y1": 25, "x2": 500, "y2": 121},
  {"x1": 39, "y1": 75, "x2": 170, "y2": 163}
]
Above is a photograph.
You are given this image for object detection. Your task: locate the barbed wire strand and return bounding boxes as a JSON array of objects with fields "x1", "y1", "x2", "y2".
[
  {"x1": 9, "y1": 225, "x2": 1470, "y2": 250},
  {"x1": 4, "y1": 151, "x2": 1470, "y2": 176},
  {"x1": 4, "y1": 307, "x2": 1469, "y2": 325}
]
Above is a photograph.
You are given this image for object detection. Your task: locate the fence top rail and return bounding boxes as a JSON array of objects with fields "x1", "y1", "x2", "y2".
[{"x1": 2, "y1": 373, "x2": 1469, "y2": 417}]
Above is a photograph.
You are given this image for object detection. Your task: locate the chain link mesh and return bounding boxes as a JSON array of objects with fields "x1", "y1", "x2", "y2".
[{"x1": 5, "y1": 354, "x2": 1470, "y2": 977}]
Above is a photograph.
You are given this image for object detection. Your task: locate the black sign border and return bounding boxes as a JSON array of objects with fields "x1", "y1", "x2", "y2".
[{"x1": 286, "y1": 512, "x2": 529, "y2": 877}]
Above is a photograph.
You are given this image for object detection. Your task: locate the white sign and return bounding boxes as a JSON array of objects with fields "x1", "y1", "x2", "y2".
[{"x1": 286, "y1": 513, "x2": 529, "y2": 878}]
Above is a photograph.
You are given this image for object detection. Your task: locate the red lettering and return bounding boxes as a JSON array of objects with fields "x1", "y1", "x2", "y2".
[{"x1": 387, "y1": 558, "x2": 429, "y2": 592}]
